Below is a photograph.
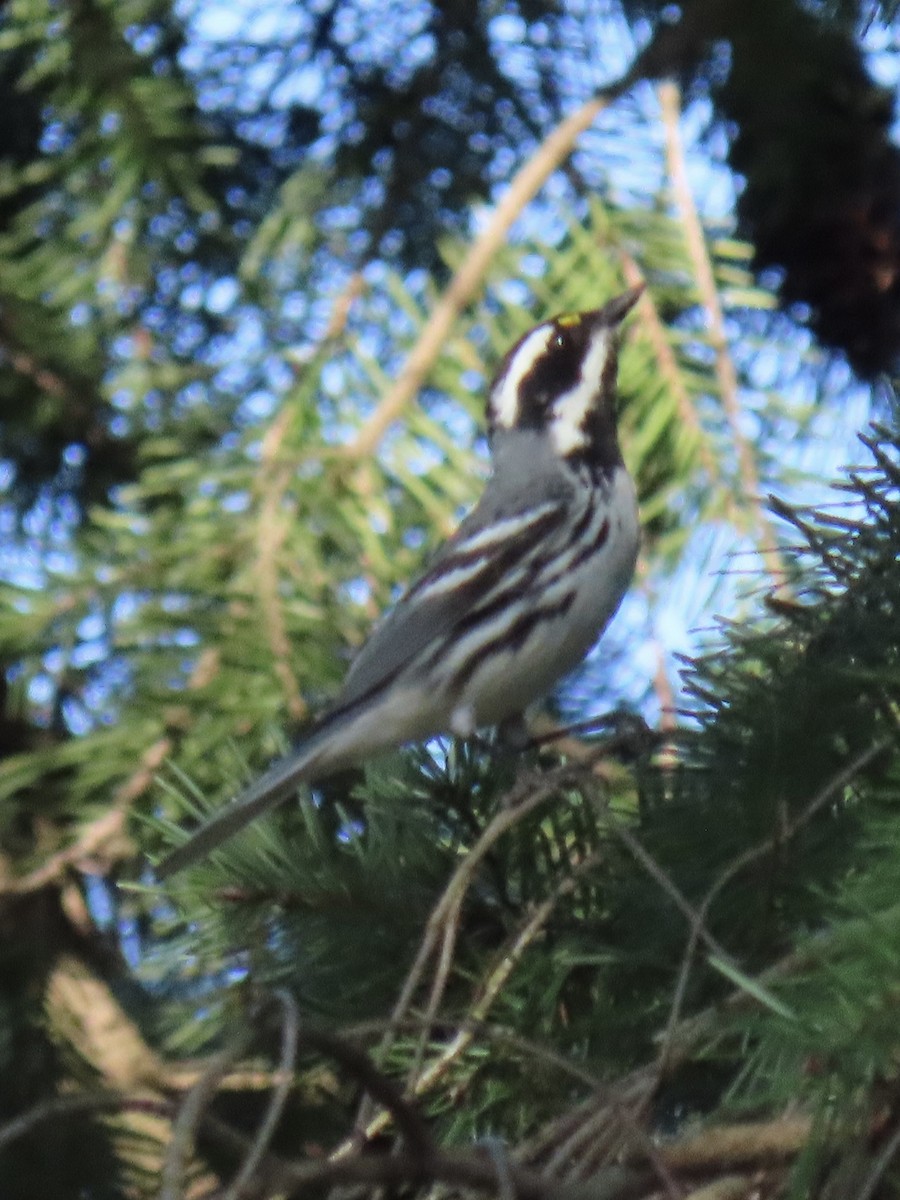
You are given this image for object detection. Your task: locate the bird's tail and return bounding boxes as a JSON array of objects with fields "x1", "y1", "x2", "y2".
[{"x1": 155, "y1": 738, "x2": 326, "y2": 879}]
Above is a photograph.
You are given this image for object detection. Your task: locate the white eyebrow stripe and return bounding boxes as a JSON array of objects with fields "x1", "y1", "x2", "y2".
[
  {"x1": 550, "y1": 329, "x2": 612, "y2": 455},
  {"x1": 489, "y1": 325, "x2": 552, "y2": 429}
]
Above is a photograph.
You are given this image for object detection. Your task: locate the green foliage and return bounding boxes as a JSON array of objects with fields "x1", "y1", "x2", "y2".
[
  {"x1": 140, "y1": 424, "x2": 900, "y2": 1186},
  {"x1": 2, "y1": 1, "x2": 900, "y2": 1195}
]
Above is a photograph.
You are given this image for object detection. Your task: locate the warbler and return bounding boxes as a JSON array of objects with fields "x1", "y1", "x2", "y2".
[{"x1": 158, "y1": 285, "x2": 642, "y2": 877}]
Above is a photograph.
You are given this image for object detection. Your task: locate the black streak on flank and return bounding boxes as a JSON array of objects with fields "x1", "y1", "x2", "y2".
[
  {"x1": 566, "y1": 516, "x2": 610, "y2": 572},
  {"x1": 449, "y1": 591, "x2": 577, "y2": 693},
  {"x1": 405, "y1": 506, "x2": 565, "y2": 604}
]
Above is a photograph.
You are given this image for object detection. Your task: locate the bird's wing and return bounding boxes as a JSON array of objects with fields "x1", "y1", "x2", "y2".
[
  {"x1": 156, "y1": 491, "x2": 570, "y2": 879},
  {"x1": 157, "y1": 461, "x2": 575, "y2": 879},
  {"x1": 331, "y1": 489, "x2": 571, "y2": 713}
]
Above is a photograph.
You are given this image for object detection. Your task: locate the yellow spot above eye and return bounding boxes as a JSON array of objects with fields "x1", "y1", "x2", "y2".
[{"x1": 557, "y1": 313, "x2": 582, "y2": 328}]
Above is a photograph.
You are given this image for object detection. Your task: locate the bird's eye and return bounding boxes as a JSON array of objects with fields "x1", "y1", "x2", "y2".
[{"x1": 554, "y1": 331, "x2": 568, "y2": 350}]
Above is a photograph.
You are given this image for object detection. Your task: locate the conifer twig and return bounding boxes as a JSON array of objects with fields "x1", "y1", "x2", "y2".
[
  {"x1": 344, "y1": 93, "x2": 614, "y2": 459},
  {"x1": 344, "y1": 1015, "x2": 604, "y2": 1088},
  {"x1": 658, "y1": 80, "x2": 788, "y2": 593},
  {"x1": 1, "y1": 736, "x2": 171, "y2": 894},
  {"x1": 620, "y1": 250, "x2": 720, "y2": 488},
  {"x1": 258, "y1": 1141, "x2": 623, "y2": 1200},
  {"x1": 658, "y1": 737, "x2": 891, "y2": 1071},
  {"x1": 606, "y1": 814, "x2": 732, "y2": 965},
  {"x1": 406, "y1": 852, "x2": 605, "y2": 1106},
  {"x1": 344, "y1": 764, "x2": 581, "y2": 1152},
  {"x1": 255, "y1": 406, "x2": 308, "y2": 723},
  {"x1": 254, "y1": 271, "x2": 365, "y2": 723},
  {"x1": 386, "y1": 765, "x2": 582, "y2": 1043}
]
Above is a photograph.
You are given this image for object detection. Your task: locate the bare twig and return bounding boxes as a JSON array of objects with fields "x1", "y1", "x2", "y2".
[
  {"x1": 160, "y1": 1018, "x2": 256, "y2": 1200},
  {"x1": 656, "y1": 1115, "x2": 811, "y2": 1171},
  {"x1": 406, "y1": 853, "x2": 604, "y2": 1108},
  {"x1": 344, "y1": 1016, "x2": 605, "y2": 1090},
  {"x1": 255, "y1": 1141, "x2": 620, "y2": 1200},
  {"x1": 387, "y1": 763, "x2": 585, "y2": 1044},
  {"x1": 0, "y1": 1092, "x2": 170, "y2": 1153},
  {"x1": 854, "y1": 1115, "x2": 900, "y2": 1200},
  {"x1": 303, "y1": 1026, "x2": 436, "y2": 1158},
  {"x1": 223, "y1": 990, "x2": 301, "y2": 1200},
  {"x1": 344, "y1": 764, "x2": 585, "y2": 1151},
  {"x1": 253, "y1": 271, "x2": 367, "y2": 724},
  {"x1": 607, "y1": 814, "x2": 732, "y2": 966},
  {"x1": 341, "y1": 7, "x2": 716, "y2": 464}
]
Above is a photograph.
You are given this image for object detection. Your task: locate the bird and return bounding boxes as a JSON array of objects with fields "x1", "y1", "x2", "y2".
[{"x1": 156, "y1": 285, "x2": 643, "y2": 878}]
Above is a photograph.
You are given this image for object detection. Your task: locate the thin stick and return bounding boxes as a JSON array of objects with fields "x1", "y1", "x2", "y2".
[
  {"x1": 222, "y1": 990, "x2": 300, "y2": 1200},
  {"x1": 160, "y1": 1020, "x2": 256, "y2": 1200},
  {"x1": 0, "y1": 1093, "x2": 169, "y2": 1152},
  {"x1": 347, "y1": 765, "x2": 579, "y2": 1149},
  {"x1": 854, "y1": 1115, "x2": 900, "y2": 1200},
  {"x1": 608, "y1": 814, "x2": 732, "y2": 966},
  {"x1": 254, "y1": 408, "x2": 308, "y2": 722},
  {"x1": 302, "y1": 1026, "x2": 436, "y2": 1158},
  {"x1": 620, "y1": 249, "x2": 720, "y2": 489}
]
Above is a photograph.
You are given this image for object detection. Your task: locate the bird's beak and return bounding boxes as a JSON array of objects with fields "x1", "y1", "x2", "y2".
[{"x1": 592, "y1": 283, "x2": 645, "y2": 327}]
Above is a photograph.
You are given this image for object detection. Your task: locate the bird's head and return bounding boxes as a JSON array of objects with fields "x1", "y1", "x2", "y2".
[{"x1": 487, "y1": 285, "x2": 643, "y2": 469}]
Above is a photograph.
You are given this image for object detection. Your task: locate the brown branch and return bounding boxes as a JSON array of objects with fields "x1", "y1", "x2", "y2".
[
  {"x1": 344, "y1": 763, "x2": 585, "y2": 1152},
  {"x1": 656, "y1": 1116, "x2": 811, "y2": 1171},
  {"x1": 406, "y1": 852, "x2": 606, "y2": 1111},
  {"x1": 223, "y1": 990, "x2": 301, "y2": 1200},
  {"x1": 855, "y1": 1114, "x2": 900, "y2": 1200},
  {"x1": 388, "y1": 762, "x2": 587, "y2": 1039},
  {"x1": 0, "y1": 1092, "x2": 172, "y2": 1153},
  {"x1": 45, "y1": 954, "x2": 169, "y2": 1091},
  {"x1": 0, "y1": 1090, "x2": 606, "y2": 1200},
  {"x1": 340, "y1": 5, "x2": 725, "y2": 463},
  {"x1": 682, "y1": 1179, "x2": 760, "y2": 1200},
  {"x1": 0, "y1": 321, "x2": 74, "y2": 400},
  {"x1": 160, "y1": 1017, "x2": 257, "y2": 1200},
  {"x1": 301, "y1": 1025, "x2": 436, "y2": 1159},
  {"x1": 657, "y1": 80, "x2": 787, "y2": 592},
  {"x1": 251, "y1": 1142, "x2": 626, "y2": 1200}
]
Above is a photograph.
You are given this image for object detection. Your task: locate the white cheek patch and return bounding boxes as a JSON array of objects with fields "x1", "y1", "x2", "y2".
[
  {"x1": 550, "y1": 330, "x2": 612, "y2": 455},
  {"x1": 489, "y1": 325, "x2": 552, "y2": 429}
]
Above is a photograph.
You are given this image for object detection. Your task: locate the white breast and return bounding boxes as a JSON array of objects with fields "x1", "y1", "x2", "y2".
[{"x1": 447, "y1": 466, "x2": 640, "y2": 727}]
